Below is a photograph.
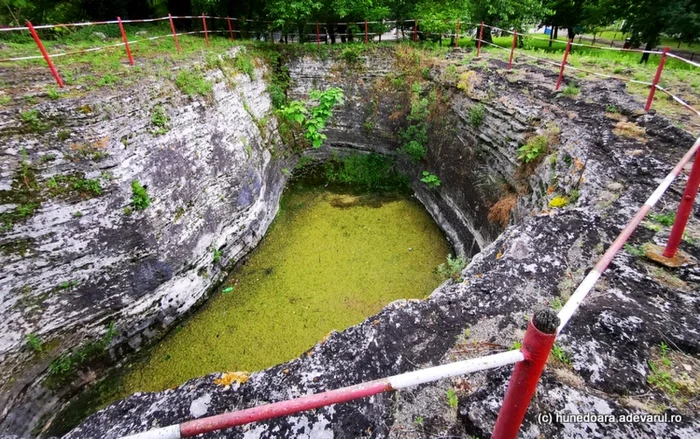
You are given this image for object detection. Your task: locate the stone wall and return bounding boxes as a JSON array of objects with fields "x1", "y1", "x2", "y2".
[{"x1": 0, "y1": 49, "x2": 288, "y2": 436}]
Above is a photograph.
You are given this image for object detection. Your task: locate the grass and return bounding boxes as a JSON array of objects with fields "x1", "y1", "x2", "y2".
[
  {"x1": 150, "y1": 105, "x2": 169, "y2": 135},
  {"x1": 468, "y1": 103, "x2": 485, "y2": 127},
  {"x1": 130, "y1": 180, "x2": 150, "y2": 210},
  {"x1": 175, "y1": 68, "x2": 213, "y2": 97}
]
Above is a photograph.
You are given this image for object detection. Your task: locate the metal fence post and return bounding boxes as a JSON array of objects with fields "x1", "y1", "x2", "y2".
[
  {"x1": 663, "y1": 153, "x2": 700, "y2": 258},
  {"x1": 201, "y1": 14, "x2": 210, "y2": 46},
  {"x1": 476, "y1": 21, "x2": 484, "y2": 56},
  {"x1": 555, "y1": 38, "x2": 573, "y2": 91},
  {"x1": 168, "y1": 14, "x2": 181, "y2": 53},
  {"x1": 227, "y1": 17, "x2": 234, "y2": 41},
  {"x1": 508, "y1": 30, "x2": 517, "y2": 69},
  {"x1": 26, "y1": 21, "x2": 64, "y2": 88},
  {"x1": 491, "y1": 309, "x2": 559, "y2": 439},
  {"x1": 117, "y1": 16, "x2": 134, "y2": 66},
  {"x1": 645, "y1": 47, "x2": 670, "y2": 111}
]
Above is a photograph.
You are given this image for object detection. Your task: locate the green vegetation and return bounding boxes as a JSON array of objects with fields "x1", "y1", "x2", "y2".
[
  {"x1": 420, "y1": 171, "x2": 441, "y2": 189},
  {"x1": 624, "y1": 243, "x2": 646, "y2": 257},
  {"x1": 437, "y1": 254, "x2": 469, "y2": 282},
  {"x1": 234, "y1": 52, "x2": 255, "y2": 79},
  {"x1": 97, "y1": 73, "x2": 117, "y2": 87},
  {"x1": 648, "y1": 212, "x2": 676, "y2": 227},
  {"x1": 312, "y1": 153, "x2": 410, "y2": 193},
  {"x1": 551, "y1": 344, "x2": 572, "y2": 365},
  {"x1": 517, "y1": 135, "x2": 548, "y2": 164},
  {"x1": 341, "y1": 46, "x2": 362, "y2": 64},
  {"x1": 130, "y1": 180, "x2": 150, "y2": 210},
  {"x1": 399, "y1": 85, "x2": 431, "y2": 162},
  {"x1": 446, "y1": 388, "x2": 459, "y2": 409},
  {"x1": 175, "y1": 69, "x2": 213, "y2": 98},
  {"x1": 47, "y1": 87, "x2": 60, "y2": 100},
  {"x1": 212, "y1": 248, "x2": 222, "y2": 264},
  {"x1": 26, "y1": 333, "x2": 43, "y2": 352},
  {"x1": 468, "y1": 103, "x2": 485, "y2": 127},
  {"x1": 19, "y1": 109, "x2": 45, "y2": 131},
  {"x1": 46, "y1": 174, "x2": 102, "y2": 198},
  {"x1": 278, "y1": 87, "x2": 345, "y2": 149},
  {"x1": 150, "y1": 105, "x2": 169, "y2": 136},
  {"x1": 562, "y1": 84, "x2": 581, "y2": 96},
  {"x1": 551, "y1": 296, "x2": 563, "y2": 311}
]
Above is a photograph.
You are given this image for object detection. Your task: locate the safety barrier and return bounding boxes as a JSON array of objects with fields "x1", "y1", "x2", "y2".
[{"x1": 118, "y1": 135, "x2": 700, "y2": 439}]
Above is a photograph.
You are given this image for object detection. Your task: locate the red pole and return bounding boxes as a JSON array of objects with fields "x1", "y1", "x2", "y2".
[
  {"x1": 414, "y1": 19, "x2": 418, "y2": 42},
  {"x1": 663, "y1": 154, "x2": 700, "y2": 258},
  {"x1": 492, "y1": 311, "x2": 558, "y2": 439},
  {"x1": 316, "y1": 22, "x2": 320, "y2": 46},
  {"x1": 26, "y1": 21, "x2": 64, "y2": 88},
  {"x1": 117, "y1": 16, "x2": 134, "y2": 66},
  {"x1": 365, "y1": 20, "x2": 369, "y2": 44},
  {"x1": 507, "y1": 30, "x2": 517, "y2": 69},
  {"x1": 456, "y1": 20, "x2": 460, "y2": 47},
  {"x1": 645, "y1": 47, "x2": 670, "y2": 111},
  {"x1": 227, "y1": 17, "x2": 234, "y2": 41},
  {"x1": 476, "y1": 21, "x2": 484, "y2": 56},
  {"x1": 168, "y1": 14, "x2": 181, "y2": 53},
  {"x1": 555, "y1": 38, "x2": 573, "y2": 91},
  {"x1": 202, "y1": 14, "x2": 210, "y2": 46}
]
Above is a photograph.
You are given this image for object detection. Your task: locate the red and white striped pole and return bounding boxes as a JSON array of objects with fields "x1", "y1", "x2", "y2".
[
  {"x1": 168, "y1": 14, "x2": 181, "y2": 53},
  {"x1": 26, "y1": 21, "x2": 64, "y2": 88},
  {"x1": 117, "y1": 17, "x2": 134, "y2": 66},
  {"x1": 227, "y1": 17, "x2": 234, "y2": 41},
  {"x1": 456, "y1": 20, "x2": 460, "y2": 47},
  {"x1": 120, "y1": 351, "x2": 523, "y2": 439},
  {"x1": 645, "y1": 47, "x2": 670, "y2": 112},
  {"x1": 663, "y1": 153, "x2": 700, "y2": 258},
  {"x1": 555, "y1": 38, "x2": 573, "y2": 91},
  {"x1": 492, "y1": 310, "x2": 558, "y2": 439},
  {"x1": 507, "y1": 30, "x2": 517, "y2": 69},
  {"x1": 365, "y1": 20, "x2": 369, "y2": 44},
  {"x1": 476, "y1": 21, "x2": 484, "y2": 57},
  {"x1": 201, "y1": 14, "x2": 210, "y2": 46},
  {"x1": 316, "y1": 22, "x2": 320, "y2": 46}
]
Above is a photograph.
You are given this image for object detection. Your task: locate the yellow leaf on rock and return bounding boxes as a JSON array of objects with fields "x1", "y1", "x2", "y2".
[{"x1": 214, "y1": 371, "x2": 249, "y2": 386}]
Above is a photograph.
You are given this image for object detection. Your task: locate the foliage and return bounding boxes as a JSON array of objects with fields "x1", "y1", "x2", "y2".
[
  {"x1": 562, "y1": 84, "x2": 580, "y2": 96},
  {"x1": 213, "y1": 248, "x2": 222, "y2": 264},
  {"x1": 446, "y1": 388, "x2": 459, "y2": 409},
  {"x1": 341, "y1": 46, "x2": 362, "y2": 64},
  {"x1": 648, "y1": 212, "x2": 675, "y2": 227},
  {"x1": 46, "y1": 173, "x2": 102, "y2": 198},
  {"x1": 468, "y1": 103, "x2": 485, "y2": 127},
  {"x1": 151, "y1": 105, "x2": 169, "y2": 135},
  {"x1": 488, "y1": 194, "x2": 517, "y2": 228},
  {"x1": 548, "y1": 195, "x2": 569, "y2": 208},
  {"x1": 27, "y1": 333, "x2": 43, "y2": 352},
  {"x1": 420, "y1": 171, "x2": 441, "y2": 189},
  {"x1": 437, "y1": 254, "x2": 469, "y2": 282},
  {"x1": 551, "y1": 296, "x2": 563, "y2": 311},
  {"x1": 130, "y1": 180, "x2": 150, "y2": 210},
  {"x1": 551, "y1": 344, "x2": 571, "y2": 365},
  {"x1": 624, "y1": 243, "x2": 646, "y2": 257},
  {"x1": 399, "y1": 86, "x2": 431, "y2": 162},
  {"x1": 20, "y1": 109, "x2": 45, "y2": 131},
  {"x1": 175, "y1": 69, "x2": 212, "y2": 98},
  {"x1": 517, "y1": 135, "x2": 548, "y2": 164},
  {"x1": 319, "y1": 153, "x2": 410, "y2": 193},
  {"x1": 235, "y1": 52, "x2": 256, "y2": 79},
  {"x1": 47, "y1": 323, "x2": 117, "y2": 387},
  {"x1": 278, "y1": 87, "x2": 345, "y2": 149}
]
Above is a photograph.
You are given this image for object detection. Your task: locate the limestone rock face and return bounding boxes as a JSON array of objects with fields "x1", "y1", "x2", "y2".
[
  {"x1": 65, "y1": 49, "x2": 700, "y2": 439},
  {"x1": 0, "y1": 51, "x2": 287, "y2": 436}
]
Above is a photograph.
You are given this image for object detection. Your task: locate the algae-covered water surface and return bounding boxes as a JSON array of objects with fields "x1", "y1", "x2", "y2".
[{"x1": 121, "y1": 180, "x2": 451, "y2": 393}]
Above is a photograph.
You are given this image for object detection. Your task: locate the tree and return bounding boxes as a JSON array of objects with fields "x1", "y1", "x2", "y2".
[{"x1": 468, "y1": 0, "x2": 550, "y2": 43}]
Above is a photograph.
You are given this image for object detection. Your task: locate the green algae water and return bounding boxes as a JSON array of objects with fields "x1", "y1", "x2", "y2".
[{"x1": 120, "y1": 182, "x2": 450, "y2": 393}]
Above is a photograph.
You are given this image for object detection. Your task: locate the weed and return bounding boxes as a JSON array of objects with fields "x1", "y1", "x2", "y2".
[
  {"x1": 130, "y1": 180, "x2": 150, "y2": 210},
  {"x1": 551, "y1": 297, "x2": 563, "y2": 311},
  {"x1": 319, "y1": 153, "x2": 409, "y2": 193},
  {"x1": 437, "y1": 254, "x2": 469, "y2": 282},
  {"x1": 97, "y1": 73, "x2": 117, "y2": 87},
  {"x1": 551, "y1": 344, "x2": 572, "y2": 365},
  {"x1": 613, "y1": 121, "x2": 646, "y2": 142},
  {"x1": 27, "y1": 333, "x2": 43, "y2": 352},
  {"x1": 151, "y1": 105, "x2": 169, "y2": 135},
  {"x1": 569, "y1": 189, "x2": 581, "y2": 204},
  {"x1": 213, "y1": 248, "x2": 222, "y2": 264},
  {"x1": 648, "y1": 360, "x2": 679, "y2": 395},
  {"x1": 469, "y1": 103, "x2": 485, "y2": 127},
  {"x1": 624, "y1": 243, "x2": 646, "y2": 257},
  {"x1": 414, "y1": 416, "x2": 424, "y2": 426},
  {"x1": 341, "y1": 46, "x2": 361, "y2": 64},
  {"x1": 420, "y1": 171, "x2": 441, "y2": 189},
  {"x1": 47, "y1": 87, "x2": 60, "y2": 100},
  {"x1": 446, "y1": 388, "x2": 458, "y2": 409},
  {"x1": 41, "y1": 154, "x2": 56, "y2": 163},
  {"x1": 20, "y1": 109, "x2": 45, "y2": 131},
  {"x1": 562, "y1": 85, "x2": 580, "y2": 96},
  {"x1": 45, "y1": 174, "x2": 102, "y2": 198},
  {"x1": 123, "y1": 206, "x2": 133, "y2": 216},
  {"x1": 235, "y1": 53, "x2": 255, "y2": 79},
  {"x1": 648, "y1": 212, "x2": 675, "y2": 227},
  {"x1": 175, "y1": 69, "x2": 212, "y2": 98},
  {"x1": 0, "y1": 95, "x2": 11, "y2": 105},
  {"x1": 73, "y1": 211, "x2": 82, "y2": 218},
  {"x1": 605, "y1": 104, "x2": 620, "y2": 113},
  {"x1": 512, "y1": 341, "x2": 522, "y2": 350},
  {"x1": 549, "y1": 195, "x2": 569, "y2": 209},
  {"x1": 517, "y1": 135, "x2": 548, "y2": 164},
  {"x1": 57, "y1": 129, "x2": 71, "y2": 141}
]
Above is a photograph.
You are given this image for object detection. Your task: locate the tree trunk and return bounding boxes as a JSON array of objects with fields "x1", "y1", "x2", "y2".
[
  {"x1": 640, "y1": 40, "x2": 654, "y2": 63},
  {"x1": 548, "y1": 25, "x2": 554, "y2": 47},
  {"x1": 567, "y1": 27, "x2": 575, "y2": 40},
  {"x1": 483, "y1": 27, "x2": 493, "y2": 44}
]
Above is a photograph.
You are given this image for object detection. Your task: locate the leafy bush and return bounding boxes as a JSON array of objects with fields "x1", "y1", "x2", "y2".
[
  {"x1": 402, "y1": 140, "x2": 426, "y2": 162},
  {"x1": 420, "y1": 171, "x2": 441, "y2": 189},
  {"x1": 517, "y1": 135, "x2": 548, "y2": 164},
  {"x1": 399, "y1": 89, "x2": 431, "y2": 162},
  {"x1": 469, "y1": 103, "x2": 485, "y2": 127},
  {"x1": 562, "y1": 85, "x2": 580, "y2": 96},
  {"x1": 341, "y1": 46, "x2": 361, "y2": 64},
  {"x1": 175, "y1": 69, "x2": 213, "y2": 97},
  {"x1": 648, "y1": 212, "x2": 675, "y2": 226},
  {"x1": 437, "y1": 254, "x2": 469, "y2": 282},
  {"x1": 320, "y1": 153, "x2": 410, "y2": 193},
  {"x1": 26, "y1": 333, "x2": 43, "y2": 352},
  {"x1": 131, "y1": 180, "x2": 150, "y2": 210},
  {"x1": 278, "y1": 87, "x2": 345, "y2": 149}
]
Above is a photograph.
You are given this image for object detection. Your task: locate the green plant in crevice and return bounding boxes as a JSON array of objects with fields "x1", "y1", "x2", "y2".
[
  {"x1": 624, "y1": 243, "x2": 646, "y2": 257},
  {"x1": 27, "y1": 333, "x2": 43, "y2": 352},
  {"x1": 319, "y1": 153, "x2": 410, "y2": 193},
  {"x1": 468, "y1": 103, "x2": 485, "y2": 127},
  {"x1": 234, "y1": 52, "x2": 255, "y2": 79},
  {"x1": 420, "y1": 171, "x2": 441, "y2": 189},
  {"x1": 130, "y1": 180, "x2": 150, "y2": 211},
  {"x1": 278, "y1": 87, "x2": 345, "y2": 149},
  {"x1": 437, "y1": 254, "x2": 469, "y2": 282},
  {"x1": 648, "y1": 212, "x2": 675, "y2": 227},
  {"x1": 551, "y1": 344, "x2": 572, "y2": 365},
  {"x1": 562, "y1": 85, "x2": 580, "y2": 96},
  {"x1": 151, "y1": 105, "x2": 169, "y2": 136},
  {"x1": 549, "y1": 195, "x2": 569, "y2": 209},
  {"x1": 47, "y1": 87, "x2": 60, "y2": 100},
  {"x1": 20, "y1": 109, "x2": 45, "y2": 131},
  {"x1": 175, "y1": 69, "x2": 212, "y2": 98},
  {"x1": 213, "y1": 248, "x2": 222, "y2": 264},
  {"x1": 446, "y1": 388, "x2": 459, "y2": 409},
  {"x1": 399, "y1": 85, "x2": 431, "y2": 162},
  {"x1": 341, "y1": 46, "x2": 362, "y2": 64},
  {"x1": 517, "y1": 135, "x2": 548, "y2": 164}
]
